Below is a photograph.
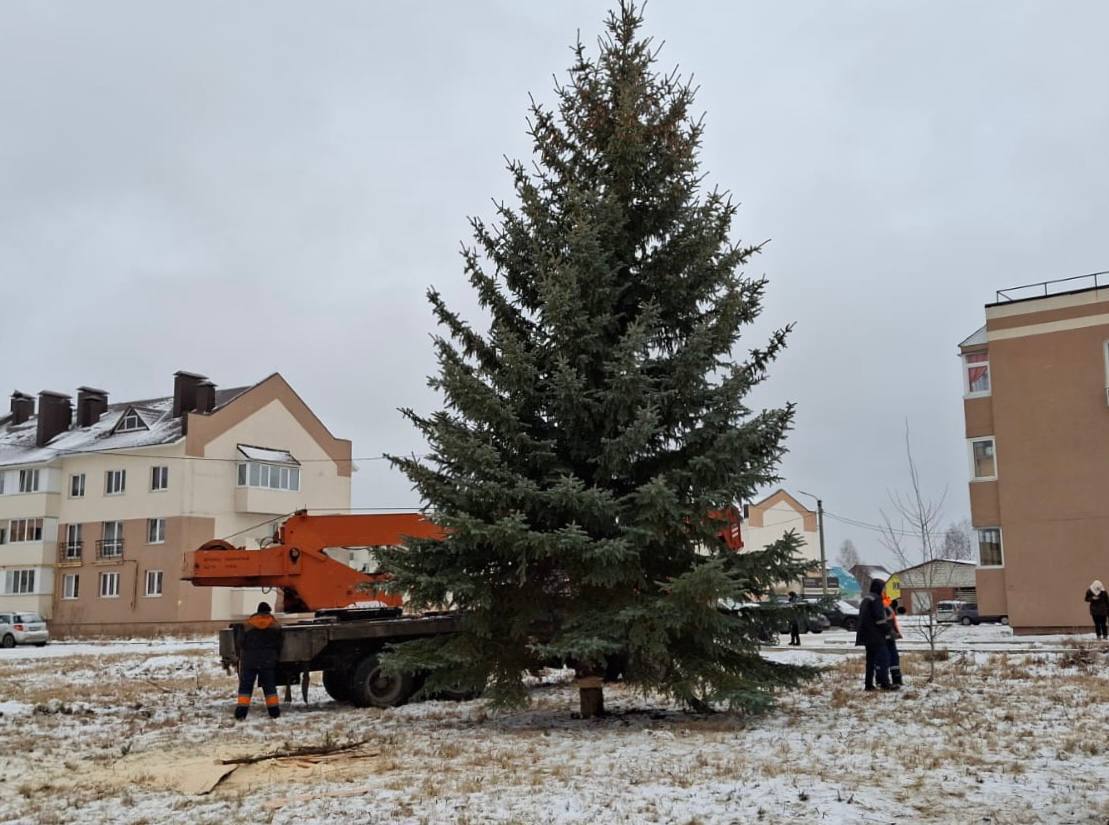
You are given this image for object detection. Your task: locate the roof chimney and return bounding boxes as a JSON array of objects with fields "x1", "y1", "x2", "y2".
[
  {"x1": 195, "y1": 380, "x2": 216, "y2": 414},
  {"x1": 173, "y1": 371, "x2": 207, "y2": 418},
  {"x1": 36, "y1": 391, "x2": 72, "y2": 447},
  {"x1": 76, "y1": 386, "x2": 109, "y2": 428},
  {"x1": 9, "y1": 392, "x2": 34, "y2": 426}
]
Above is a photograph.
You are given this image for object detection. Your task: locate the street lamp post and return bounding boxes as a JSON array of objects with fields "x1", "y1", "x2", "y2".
[{"x1": 798, "y1": 491, "x2": 828, "y2": 597}]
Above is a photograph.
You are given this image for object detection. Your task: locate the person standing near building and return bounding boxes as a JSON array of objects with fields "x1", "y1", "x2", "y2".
[
  {"x1": 234, "y1": 602, "x2": 284, "y2": 720},
  {"x1": 855, "y1": 579, "x2": 894, "y2": 691},
  {"x1": 1085, "y1": 580, "x2": 1109, "y2": 640},
  {"x1": 787, "y1": 591, "x2": 802, "y2": 646}
]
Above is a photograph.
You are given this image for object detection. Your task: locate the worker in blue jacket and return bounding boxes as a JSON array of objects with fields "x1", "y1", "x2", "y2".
[{"x1": 855, "y1": 579, "x2": 896, "y2": 691}]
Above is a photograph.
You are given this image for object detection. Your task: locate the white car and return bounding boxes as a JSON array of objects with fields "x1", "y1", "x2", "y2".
[{"x1": 0, "y1": 611, "x2": 49, "y2": 648}]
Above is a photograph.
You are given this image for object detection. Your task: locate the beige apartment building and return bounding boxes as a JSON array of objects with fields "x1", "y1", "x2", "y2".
[
  {"x1": 742, "y1": 489, "x2": 833, "y2": 594},
  {"x1": 960, "y1": 273, "x2": 1109, "y2": 633},
  {"x1": 0, "y1": 371, "x2": 352, "y2": 635}
]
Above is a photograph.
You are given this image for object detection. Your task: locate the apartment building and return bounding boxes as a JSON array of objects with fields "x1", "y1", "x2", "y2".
[
  {"x1": 959, "y1": 273, "x2": 1109, "y2": 633},
  {"x1": 743, "y1": 489, "x2": 834, "y2": 594},
  {"x1": 0, "y1": 371, "x2": 352, "y2": 635}
]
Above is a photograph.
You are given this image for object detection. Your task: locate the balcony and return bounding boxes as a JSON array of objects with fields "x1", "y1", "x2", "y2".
[
  {"x1": 96, "y1": 539, "x2": 125, "y2": 561},
  {"x1": 58, "y1": 541, "x2": 83, "y2": 564}
]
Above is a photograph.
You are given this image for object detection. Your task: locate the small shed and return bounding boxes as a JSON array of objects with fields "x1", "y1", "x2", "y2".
[{"x1": 890, "y1": 559, "x2": 978, "y2": 614}]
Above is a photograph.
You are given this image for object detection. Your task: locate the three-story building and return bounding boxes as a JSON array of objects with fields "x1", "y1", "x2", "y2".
[
  {"x1": 0, "y1": 371, "x2": 352, "y2": 635},
  {"x1": 959, "y1": 273, "x2": 1109, "y2": 633}
]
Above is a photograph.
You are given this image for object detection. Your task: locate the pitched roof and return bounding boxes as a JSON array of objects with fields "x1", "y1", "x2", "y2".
[
  {"x1": 959, "y1": 325, "x2": 987, "y2": 348},
  {"x1": 748, "y1": 488, "x2": 814, "y2": 515},
  {"x1": 0, "y1": 386, "x2": 248, "y2": 468}
]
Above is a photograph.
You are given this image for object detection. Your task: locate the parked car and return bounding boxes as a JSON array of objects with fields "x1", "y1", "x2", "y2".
[
  {"x1": 804, "y1": 598, "x2": 860, "y2": 632},
  {"x1": 0, "y1": 611, "x2": 49, "y2": 648},
  {"x1": 718, "y1": 600, "x2": 829, "y2": 643},
  {"x1": 935, "y1": 600, "x2": 1009, "y2": 626},
  {"x1": 769, "y1": 597, "x2": 831, "y2": 634}
]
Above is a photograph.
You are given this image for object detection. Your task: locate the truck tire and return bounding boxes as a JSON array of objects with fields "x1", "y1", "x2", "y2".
[
  {"x1": 960, "y1": 616, "x2": 973, "y2": 626},
  {"x1": 322, "y1": 669, "x2": 352, "y2": 703},
  {"x1": 1, "y1": 634, "x2": 14, "y2": 649},
  {"x1": 350, "y1": 656, "x2": 416, "y2": 708}
]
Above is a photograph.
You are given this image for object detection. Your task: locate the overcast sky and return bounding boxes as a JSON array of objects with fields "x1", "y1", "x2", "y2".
[{"x1": 3, "y1": 1, "x2": 1108, "y2": 567}]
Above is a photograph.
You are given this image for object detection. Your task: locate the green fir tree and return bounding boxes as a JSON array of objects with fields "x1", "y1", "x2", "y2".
[{"x1": 378, "y1": 3, "x2": 814, "y2": 716}]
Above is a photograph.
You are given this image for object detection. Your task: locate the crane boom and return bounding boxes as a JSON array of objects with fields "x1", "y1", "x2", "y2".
[{"x1": 181, "y1": 510, "x2": 443, "y2": 613}]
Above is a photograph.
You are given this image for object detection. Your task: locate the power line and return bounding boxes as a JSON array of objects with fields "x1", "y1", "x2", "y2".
[
  {"x1": 823, "y1": 510, "x2": 949, "y2": 539},
  {"x1": 50, "y1": 449, "x2": 422, "y2": 463}
]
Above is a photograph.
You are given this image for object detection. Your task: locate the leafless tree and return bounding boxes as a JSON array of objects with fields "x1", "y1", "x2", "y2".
[
  {"x1": 941, "y1": 519, "x2": 975, "y2": 561},
  {"x1": 879, "y1": 424, "x2": 953, "y2": 682},
  {"x1": 836, "y1": 538, "x2": 860, "y2": 570}
]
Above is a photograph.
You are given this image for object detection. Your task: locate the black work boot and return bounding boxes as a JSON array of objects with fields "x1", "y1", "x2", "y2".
[
  {"x1": 268, "y1": 705, "x2": 281, "y2": 719},
  {"x1": 234, "y1": 706, "x2": 248, "y2": 721}
]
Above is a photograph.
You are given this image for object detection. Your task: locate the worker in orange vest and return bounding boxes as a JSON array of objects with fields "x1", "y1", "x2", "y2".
[{"x1": 883, "y1": 595, "x2": 903, "y2": 687}]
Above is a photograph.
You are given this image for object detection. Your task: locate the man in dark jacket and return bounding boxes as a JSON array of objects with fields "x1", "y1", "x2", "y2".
[
  {"x1": 787, "y1": 591, "x2": 802, "y2": 646},
  {"x1": 855, "y1": 579, "x2": 896, "y2": 691},
  {"x1": 234, "y1": 601, "x2": 284, "y2": 720}
]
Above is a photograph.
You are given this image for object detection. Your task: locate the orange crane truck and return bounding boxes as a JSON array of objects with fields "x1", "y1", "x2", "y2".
[
  {"x1": 182, "y1": 510, "x2": 461, "y2": 708},
  {"x1": 184, "y1": 506, "x2": 744, "y2": 708}
]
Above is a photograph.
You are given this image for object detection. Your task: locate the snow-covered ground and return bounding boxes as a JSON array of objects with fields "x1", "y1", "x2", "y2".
[{"x1": 1, "y1": 629, "x2": 1107, "y2": 824}]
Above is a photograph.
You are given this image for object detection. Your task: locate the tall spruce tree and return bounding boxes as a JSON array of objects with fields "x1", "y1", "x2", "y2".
[{"x1": 378, "y1": 3, "x2": 813, "y2": 716}]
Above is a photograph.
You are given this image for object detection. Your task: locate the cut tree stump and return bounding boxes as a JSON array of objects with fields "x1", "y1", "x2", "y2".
[{"x1": 575, "y1": 675, "x2": 605, "y2": 719}]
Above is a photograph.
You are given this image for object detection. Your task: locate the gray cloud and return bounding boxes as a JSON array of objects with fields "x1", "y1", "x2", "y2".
[{"x1": 3, "y1": 1, "x2": 1107, "y2": 564}]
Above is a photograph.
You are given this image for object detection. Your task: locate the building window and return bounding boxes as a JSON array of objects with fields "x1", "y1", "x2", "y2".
[
  {"x1": 64, "y1": 523, "x2": 83, "y2": 560},
  {"x1": 151, "y1": 466, "x2": 169, "y2": 491},
  {"x1": 147, "y1": 518, "x2": 166, "y2": 544},
  {"x1": 105, "y1": 469, "x2": 126, "y2": 496},
  {"x1": 969, "y1": 437, "x2": 997, "y2": 481},
  {"x1": 62, "y1": 573, "x2": 80, "y2": 600},
  {"x1": 99, "y1": 572, "x2": 120, "y2": 598},
  {"x1": 964, "y1": 351, "x2": 990, "y2": 395},
  {"x1": 978, "y1": 528, "x2": 1003, "y2": 567},
  {"x1": 8, "y1": 518, "x2": 44, "y2": 543},
  {"x1": 145, "y1": 570, "x2": 164, "y2": 597},
  {"x1": 236, "y1": 462, "x2": 300, "y2": 491},
  {"x1": 70, "y1": 473, "x2": 86, "y2": 498},
  {"x1": 100, "y1": 521, "x2": 124, "y2": 558},
  {"x1": 116, "y1": 409, "x2": 146, "y2": 432},
  {"x1": 4, "y1": 569, "x2": 36, "y2": 594},
  {"x1": 18, "y1": 469, "x2": 40, "y2": 493}
]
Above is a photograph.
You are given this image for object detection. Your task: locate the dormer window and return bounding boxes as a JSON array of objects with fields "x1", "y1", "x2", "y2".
[{"x1": 115, "y1": 408, "x2": 147, "y2": 433}]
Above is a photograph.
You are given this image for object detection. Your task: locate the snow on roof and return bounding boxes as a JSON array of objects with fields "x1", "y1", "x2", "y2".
[
  {"x1": 959, "y1": 325, "x2": 987, "y2": 348},
  {"x1": 0, "y1": 386, "x2": 248, "y2": 468},
  {"x1": 237, "y1": 444, "x2": 298, "y2": 465}
]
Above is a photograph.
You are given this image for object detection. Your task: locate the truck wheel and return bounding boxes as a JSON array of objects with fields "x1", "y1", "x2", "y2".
[
  {"x1": 1, "y1": 634, "x2": 14, "y2": 649},
  {"x1": 350, "y1": 656, "x2": 415, "y2": 708},
  {"x1": 1000, "y1": 616, "x2": 1010, "y2": 626},
  {"x1": 843, "y1": 618, "x2": 858, "y2": 632},
  {"x1": 322, "y1": 669, "x2": 351, "y2": 703},
  {"x1": 960, "y1": 616, "x2": 973, "y2": 626}
]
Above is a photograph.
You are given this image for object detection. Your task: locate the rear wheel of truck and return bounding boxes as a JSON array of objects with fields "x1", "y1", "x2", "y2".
[
  {"x1": 350, "y1": 656, "x2": 416, "y2": 708},
  {"x1": 1, "y1": 634, "x2": 14, "y2": 649},
  {"x1": 322, "y1": 669, "x2": 352, "y2": 702}
]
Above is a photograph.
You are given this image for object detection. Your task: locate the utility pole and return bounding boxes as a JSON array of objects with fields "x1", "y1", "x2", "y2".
[
  {"x1": 799, "y1": 491, "x2": 829, "y2": 597},
  {"x1": 816, "y1": 498, "x2": 827, "y2": 597}
]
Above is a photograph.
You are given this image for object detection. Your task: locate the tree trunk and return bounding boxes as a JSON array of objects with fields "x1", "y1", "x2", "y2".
[{"x1": 576, "y1": 675, "x2": 605, "y2": 718}]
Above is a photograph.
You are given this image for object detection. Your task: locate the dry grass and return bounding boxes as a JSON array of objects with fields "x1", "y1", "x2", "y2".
[{"x1": 2, "y1": 648, "x2": 1108, "y2": 824}]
